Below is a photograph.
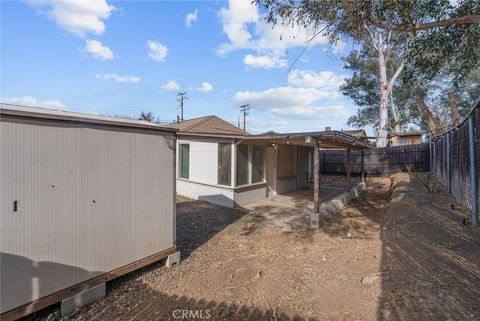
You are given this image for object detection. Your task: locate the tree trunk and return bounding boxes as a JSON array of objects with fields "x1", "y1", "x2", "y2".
[
  {"x1": 377, "y1": 47, "x2": 389, "y2": 147},
  {"x1": 417, "y1": 94, "x2": 438, "y2": 135},
  {"x1": 448, "y1": 92, "x2": 461, "y2": 125},
  {"x1": 390, "y1": 93, "x2": 401, "y2": 132}
]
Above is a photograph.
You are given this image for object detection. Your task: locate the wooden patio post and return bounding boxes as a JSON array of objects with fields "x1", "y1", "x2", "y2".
[
  {"x1": 314, "y1": 138, "x2": 320, "y2": 213},
  {"x1": 361, "y1": 149, "x2": 365, "y2": 183},
  {"x1": 346, "y1": 148, "x2": 352, "y2": 188}
]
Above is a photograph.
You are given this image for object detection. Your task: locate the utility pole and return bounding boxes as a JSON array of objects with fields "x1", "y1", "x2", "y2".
[
  {"x1": 177, "y1": 92, "x2": 187, "y2": 122},
  {"x1": 240, "y1": 104, "x2": 250, "y2": 131}
]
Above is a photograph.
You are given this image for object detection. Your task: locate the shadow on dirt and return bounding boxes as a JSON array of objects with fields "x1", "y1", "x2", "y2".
[
  {"x1": 176, "y1": 196, "x2": 248, "y2": 259},
  {"x1": 348, "y1": 174, "x2": 480, "y2": 320}
]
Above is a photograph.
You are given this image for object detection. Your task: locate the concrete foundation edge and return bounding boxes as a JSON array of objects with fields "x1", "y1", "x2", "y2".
[{"x1": 311, "y1": 182, "x2": 366, "y2": 228}]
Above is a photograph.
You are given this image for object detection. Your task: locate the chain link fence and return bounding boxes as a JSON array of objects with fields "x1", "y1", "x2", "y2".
[{"x1": 431, "y1": 99, "x2": 479, "y2": 226}]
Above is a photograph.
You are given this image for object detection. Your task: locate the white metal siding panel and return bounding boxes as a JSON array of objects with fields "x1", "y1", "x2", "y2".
[
  {"x1": 0, "y1": 117, "x2": 175, "y2": 313},
  {"x1": 1, "y1": 120, "x2": 77, "y2": 311},
  {"x1": 133, "y1": 133, "x2": 175, "y2": 260}
]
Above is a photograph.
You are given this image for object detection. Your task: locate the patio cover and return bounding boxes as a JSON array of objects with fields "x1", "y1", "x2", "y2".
[
  {"x1": 243, "y1": 130, "x2": 373, "y2": 149},
  {"x1": 243, "y1": 130, "x2": 373, "y2": 214}
]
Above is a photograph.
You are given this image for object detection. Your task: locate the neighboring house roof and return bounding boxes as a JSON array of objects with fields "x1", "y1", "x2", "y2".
[
  {"x1": 165, "y1": 115, "x2": 248, "y2": 137},
  {"x1": 342, "y1": 129, "x2": 367, "y2": 141},
  {"x1": 389, "y1": 131, "x2": 422, "y2": 137}
]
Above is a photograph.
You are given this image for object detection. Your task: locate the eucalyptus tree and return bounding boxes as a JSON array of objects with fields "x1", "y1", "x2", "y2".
[{"x1": 256, "y1": 0, "x2": 480, "y2": 145}]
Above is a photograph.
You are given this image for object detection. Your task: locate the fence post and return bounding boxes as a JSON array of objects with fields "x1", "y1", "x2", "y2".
[
  {"x1": 468, "y1": 115, "x2": 478, "y2": 226},
  {"x1": 361, "y1": 149, "x2": 365, "y2": 183},
  {"x1": 428, "y1": 136, "x2": 433, "y2": 174},
  {"x1": 432, "y1": 140, "x2": 436, "y2": 177},
  {"x1": 313, "y1": 138, "x2": 320, "y2": 214},
  {"x1": 446, "y1": 133, "x2": 452, "y2": 194},
  {"x1": 346, "y1": 148, "x2": 351, "y2": 187}
]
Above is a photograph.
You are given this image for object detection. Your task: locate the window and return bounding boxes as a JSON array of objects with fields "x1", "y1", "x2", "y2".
[
  {"x1": 236, "y1": 144, "x2": 249, "y2": 186},
  {"x1": 251, "y1": 145, "x2": 265, "y2": 183},
  {"x1": 179, "y1": 144, "x2": 189, "y2": 179},
  {"x1": 218, "y1": 143, "x2": 231, "y2": 186},
  {"x1": 236, "y1": 144, "x2": 265, "y2": 186}
]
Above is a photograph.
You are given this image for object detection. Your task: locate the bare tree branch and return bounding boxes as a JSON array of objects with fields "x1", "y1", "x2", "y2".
[
  {"x1": 363, "y1": 23, "x2": 378, "y2": 51},
  {"x1": 368, "y1": 15, "x2": 480, "y2": 32}
]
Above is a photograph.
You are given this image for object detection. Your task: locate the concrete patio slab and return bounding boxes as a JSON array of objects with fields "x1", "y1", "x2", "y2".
[{"x1": 243, "y1": 186, "x2": 346, "y2": 231}]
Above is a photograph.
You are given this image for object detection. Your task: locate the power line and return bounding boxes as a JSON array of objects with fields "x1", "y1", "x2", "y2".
[
  {"x1": 240, "y1": 104, "x2": 250, "y2": 131},
  {"x1": 177, "y1": 92, "x2": 187, "y2": 122}
]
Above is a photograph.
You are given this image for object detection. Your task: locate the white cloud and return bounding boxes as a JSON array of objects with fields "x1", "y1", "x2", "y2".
[
  {"x1": 287, "y1": 70, "x2": 345, "y2": 89},
  {"x1": 185, "y1": 9, "x2": 198, "y2": 27},
  {"x1": 95, "y1": 74, "x2": 140, "y2": 83},
  {"x1": 243, "y1": 54, "x2": 287, "y2": 69},
  {"x1": 268, "y1": 105, "x2": 350, "y2": 118},
  {"x1": 160, "y1": 80, "x2": 181, "y2": 91},
  {"x1": 233, "y1": 86, "x2": 349, "y2": 119},
  {"x1": 235, "y1": 86, "x2": 339, "y2": 107},
  {"x1": 26, "y1": 0, "x2": 115, "y2": 38},
  {"x1": 217, "y1": 0, "x2": 332, "y2": 68},
  {"x1": 246, "y1": 117, "x2": 289, "y2": 129},
  {"x1": 3, "y1": 96, "x2": 68, "y2": 110},
  {"x1": 217, "y1": 0, "x2": 259, "y2": 56},
  {"x1": 84, "y1": 39, "x2": 114, "y2": 60},
  {"x1": 147, "y1": 40, "x2": 168, "y2": 62},
  {"x1": 196, "y1": 82, "x2": 213, "y2": 93}
]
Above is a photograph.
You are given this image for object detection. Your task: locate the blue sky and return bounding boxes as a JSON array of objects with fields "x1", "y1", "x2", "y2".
[{"x1": 1, "y1": 0, "x2": 363, "y2": 134}]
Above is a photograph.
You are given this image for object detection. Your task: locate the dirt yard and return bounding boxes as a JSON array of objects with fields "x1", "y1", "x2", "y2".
[{"x1": 30, "y1": 174, "x2": 480, "y2": 321}]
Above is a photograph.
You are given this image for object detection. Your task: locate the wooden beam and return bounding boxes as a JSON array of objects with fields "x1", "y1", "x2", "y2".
[
  {"x1": 314, "y1": 139, "x2": 320, "y2": 213},
  {"x1": 361, "y1": 149, "x2": 365, "y2": 183}
]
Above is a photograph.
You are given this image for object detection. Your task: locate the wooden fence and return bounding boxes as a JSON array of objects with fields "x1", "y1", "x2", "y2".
[
  {"x1": 321, "y1": 143, "x2": 430, "y2": 176},
  {"x1": 431, "y1": 98, "x2": 480, "y2": 226}
]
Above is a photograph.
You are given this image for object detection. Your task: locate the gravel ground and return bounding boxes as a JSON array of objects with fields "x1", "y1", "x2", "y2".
[{"x1": 25, "y1": 174, "x2": 480, "y2": 321}]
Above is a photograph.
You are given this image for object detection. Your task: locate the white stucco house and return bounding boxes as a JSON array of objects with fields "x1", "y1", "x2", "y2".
[{"x1": 165, "y1": 116, "x2": 371, "y2": 208}]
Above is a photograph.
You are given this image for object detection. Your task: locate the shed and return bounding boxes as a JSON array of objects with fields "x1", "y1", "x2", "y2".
[
  {"x1": 388, "y1": 131, "x2": 423, "y2": 146},
  {"x1": 0, "y1": 104, "x2": 178, "y2": 319}
]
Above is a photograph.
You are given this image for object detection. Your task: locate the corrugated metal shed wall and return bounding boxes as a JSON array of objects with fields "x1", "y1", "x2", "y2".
[{"x1": 0, "y1": 115, "x2": 175, "y2": 313}]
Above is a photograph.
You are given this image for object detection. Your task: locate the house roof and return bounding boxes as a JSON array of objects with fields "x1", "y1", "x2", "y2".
[
  {"x1": 0, "y1": 103, "x2": 177, "y2": 132},
  {"x1": 165, "y1": 115, "x2": 248, "y2": 137}
]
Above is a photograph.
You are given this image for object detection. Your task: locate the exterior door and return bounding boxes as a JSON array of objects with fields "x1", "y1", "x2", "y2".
[{"x1": 265, "y1": 146, "x2": 276, "y2": 196}]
